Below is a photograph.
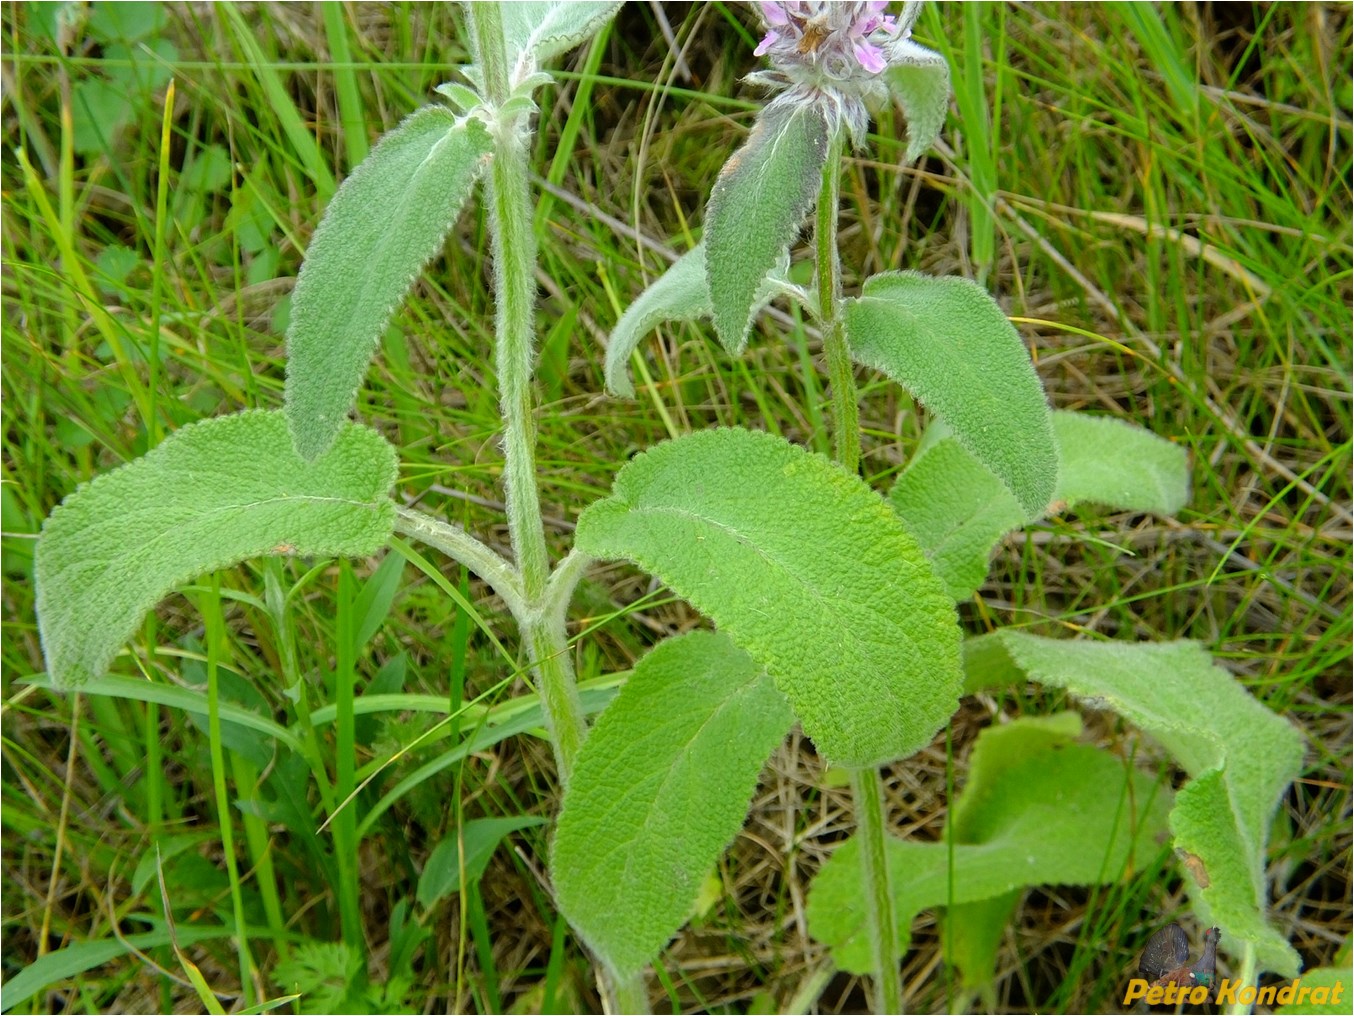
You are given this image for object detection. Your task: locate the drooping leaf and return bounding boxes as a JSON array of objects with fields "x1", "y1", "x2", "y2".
[
  {"x1": 285, "y1": 107, "x2": 492, "y2": 460},
  {"x1": 705, "y1": 100, "x2": 829, "y2": 353},
  {"x1": 964, "y1": 632, "x2": 1304, "y2": 976},
  {"x1": 887, "y1": 39, "x2": 952, "y2": 162},
  {"x1": 942, "y1": 712, "x2": 1083, "y2": 997},
  {"x1": 36, "y1": 410, "x2": 397, "y2": 688},
  {"x1": 575, "y1": 427, "x2": 962, "y2": 768},
  {"x1": 604, "y1": 246, "x2": 795, "y2": 397},
  {"x1": 553, "y1": 631, "x2": 794, "y2": 976},
  {"x1": 845, "y1": 271, "x2": 1055, "y2": 517},
  {"x1": 498, "y1": 2, "x2": 623, "y2": 72},
  {"x1": 0, "y1": 924, "x2": 233, "y2": 1014},
  {"x1": 417, "y1": 816, "x2": 547, "y2": 910},
  {"x1": 890, "y1": 410, "x2": 1190, "y2": 600},
  {"x1": 605, "y1": 247, "x2": 710, "y2": 398},
  {"x1": 808, "y1": 726, "x2": 1172, "y2": 973}
]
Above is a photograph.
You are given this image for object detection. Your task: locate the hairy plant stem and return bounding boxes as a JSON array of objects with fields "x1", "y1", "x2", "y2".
[
  {"x1": 467, "y1": 3, "x2": 586, "y2": 781},
  {"x1": 816, "y1": 133, "x2": 901, "y2": 1015}
]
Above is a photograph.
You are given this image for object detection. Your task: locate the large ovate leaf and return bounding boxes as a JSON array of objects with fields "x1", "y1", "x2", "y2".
[
  {"x1": 845, "y1": 271, "x2": 1055, "y2": 517},
  {"x1": 705, "y1": 100, "x2": 829, "y2": 353},
  {"x1": 552, "y1": 631, "x2": 794, "y2": 977},
  {"x1": 964, "y1": 632, "x2": 1304, "y2": 976},
  {"x1": 285, "y1": 106, "x2": 492, "y2": 460},
  {"x1": 498, "y1": 1, "x2": 622, "y2": 73},
  {"x1": 808, "y1": 721, "x2": 1172, "y2": 973},
  {"x1": 891, "y1": 410, "x2": 1190, "y2": 600},
  {"x1": 604, "y1": 246, "x2": 795, "y2": 397},
  {"x1": 36, "y1": 410, "x2": 397, "y2": 688},
  {"x1": 575, "y1": 427, "x2": 961, "y2": 768}
]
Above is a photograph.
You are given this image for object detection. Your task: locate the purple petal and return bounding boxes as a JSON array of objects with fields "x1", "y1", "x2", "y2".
[
  {"x1": 754, "y1": 30, "x2": 780, "y2": 56},
  {"x1": 853, "y1": 41, "x2": 886, "y2": 73},
  {"x1": 760, "y1": 1, "x2": 791, "y2": 27}
]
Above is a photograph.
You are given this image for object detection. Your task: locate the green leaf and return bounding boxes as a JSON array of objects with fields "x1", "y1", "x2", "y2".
[
  {"x1": 36, "y1": 410, "x2": 397, "y2": 688},
  {"x1": 285, "y1": 107, "x2": 492, "y2": 460},
  {"x1": 0, "y1": 923, "x2": 232, "y2": 1014},
  {"x1": 1048, "y1": 411, "x2": 1190, "y2": 512},
  {"x1": 416, "y1": 816, "x2": 547, "y2": 910},
  {"x1": 890, "y1": 410, "x2": 1190, "y2": 600},
  {"x1": 845, "y1": 271, "x2": 1056, "y2": 517},
  {"x1": 887, "y1": 40, "x2": 952, "y2": 161},
  {"x1": 552, "y1": 631, "x2": 795, "y2": 976},
  {"x1": 575, "y1": 427, "x2": 961, "y2": 768},
  {"x1": 942, "y1": 712, "x2": 1084, "y2": 997},
  {"x1": 604, "y1": 246, "x2": 794, "y2": 397},
  {"x1": 499, "y1": 2, "x2": 622, "y2": 70},
  {"x1": 807, "y1": 725, "x2": 1172, "y2": 973},
  {"x1": 705, "y1": 101, "x2": 829, "y2": 353},
  {"x1": 1273, "y1": 967, "x2": 1349, "y2": 1014},
  {"x1": 964, "y1": 632, "x2": 1304, "y2": 976},
  {"x1": 605, "y1": 247, "x2": 710, "y2": 398}
]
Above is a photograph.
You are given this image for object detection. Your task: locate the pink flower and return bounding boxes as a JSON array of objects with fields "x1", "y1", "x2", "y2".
[{"x1": 746, "y1": 2, "x2": 931, "y2": 144}]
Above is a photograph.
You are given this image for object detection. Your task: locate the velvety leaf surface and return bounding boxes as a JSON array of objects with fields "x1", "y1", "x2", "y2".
[
  {"x1": 808, "y1": 726, "x2": 1172, "y2": 973},
  {"x1": 285, "y1": 107, "x2": 491, "y2": 460},
  {"x1": 890, "y1": 411, "x2": 1189, "y2": 599},
  {"x1": 964, "y1": 631, "x2": 1304, "y2": 976},
  {"x1": 704, "y1": 101, "x2": 828, "y2": 352},
  {"x1": 845, "y1": 271, "x2": 1055, "y2": 517},
  {"x1": 499, "y1": 1, "x2": 622, "y2": 70},
  {"x1": 552, "y1": 631, "x2": 794, "y2": 976},
  {"x1": 887, "y1": 40, "x2": 952, "y2": 161},
  {"x1": 575, "y1": 427, "x2": 961, "y2": 768},
  {"x1": 36, "y1": 410, "x2": 397, "y2": 687},
  {"x1": 605, "y1": 247, "x2": 710, "y2": 398},
  {"x1": 604, "y1": 246, "x2": 790, "y2": 397}
]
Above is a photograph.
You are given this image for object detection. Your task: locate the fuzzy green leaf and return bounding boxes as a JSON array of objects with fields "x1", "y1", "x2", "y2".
[
  {"x1": 845, "y1": 271, "x2": 1056, "y2": 517},
  {"x1": 965, "y1": 632, "x2": 1304, "y2": 976},
  {"x1": 891, "y1": 410, "x2": 1190, "y2": 599},
  {"x1": 605, "y1": 246, "x2": 793, "y2": 397},
  {"x1": 36, "y1": 410, "x2": 397, "y2": 688},
  {"x1": 887, "y1": 40, "x2": 952, "y2": 161},
  {"x1": 499, "y1": 2, "x2": 622, "y2": 71},
  {"x1": 575, "y1": 427, "x2": 961, "y2": 768},
  {"x1": 808, "y1": 719, "x2": 1172, "y2": 973},
  {"x1": 605, "y1": 248, "x2": 710, "y2": 398},
  {"x1": 553, "y1": 631, "x2": 794, "y2": 977},
  {"x1": 285, "y1": 107, "x2": 491, "y2": 460},
  {"x1": 705, "y1": 101, "x2": 829, "y2": 353}
]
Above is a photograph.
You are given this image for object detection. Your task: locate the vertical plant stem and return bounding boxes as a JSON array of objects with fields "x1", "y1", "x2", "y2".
[
  {"x1": 334, "y1": 564, "x2": 366, "y2": 971},
  {"x1": 817, "y1": 133, "x2": 902, "y2": 1014},
  {"x1": 850, "y1": 768, "x2": 902, "y2": 1014},
  {"x1": 467, "y1": 2, "x2": 586, "y2": 782}
]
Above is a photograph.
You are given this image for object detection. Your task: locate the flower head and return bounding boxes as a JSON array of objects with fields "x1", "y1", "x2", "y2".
[{"x1": 748, "y1": 1, "x2": 929, "y2": 145}]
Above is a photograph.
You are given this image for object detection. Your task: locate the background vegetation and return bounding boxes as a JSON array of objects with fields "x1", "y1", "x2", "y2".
[{"x1": 2, "y1": 2, "x2": 1349, "y2": 1012}]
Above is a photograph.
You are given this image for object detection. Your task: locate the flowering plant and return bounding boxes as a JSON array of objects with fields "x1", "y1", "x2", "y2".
[{"x1": 29, "y1": 3, "x2": 1303, "y2": 1012}]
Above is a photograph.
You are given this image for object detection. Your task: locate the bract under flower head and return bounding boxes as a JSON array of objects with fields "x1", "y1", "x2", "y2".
[{"x1": 748, "y1": 1, "x2": 931, "y2": 146}]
